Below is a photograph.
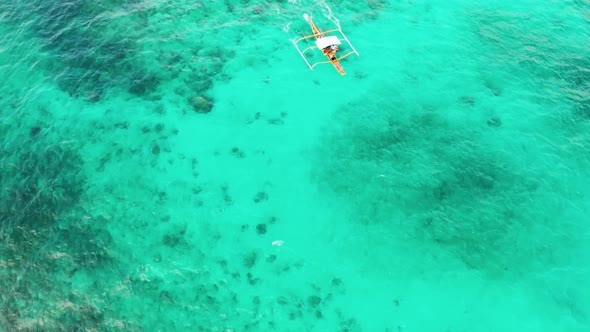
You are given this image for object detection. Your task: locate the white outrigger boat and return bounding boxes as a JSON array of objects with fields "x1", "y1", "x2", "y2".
[{"x1": 292, "y1": 14, "x2": 359, "y2": 76}]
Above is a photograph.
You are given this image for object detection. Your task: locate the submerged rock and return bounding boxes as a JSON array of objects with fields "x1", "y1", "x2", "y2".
[
  {"x1": 459, "y1": 95, "x2": 475, "y2": 106},
  {"x1": 189, "y1": 95, "x2": 213, "y2": 113},
  {"x1": 129, "y1": 73, "x2": 160, "y2": 96},
  {"x1": 308, "y1": 295, "x2": 322, "y2": 307},
  {"x1": 487, "y1": 117, "x2": 502, "y2": 127},
  {"x1": 253, "y1": 191, "x2": 268, "y2": 203}
]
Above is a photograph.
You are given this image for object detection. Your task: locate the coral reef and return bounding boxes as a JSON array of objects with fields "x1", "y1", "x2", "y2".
[
  {"x1": 0, "y1": 131, "x2": 113, "y2": 329},
  {"x1": 314, "y1": 94, "x2": 578, "y2": 277}
]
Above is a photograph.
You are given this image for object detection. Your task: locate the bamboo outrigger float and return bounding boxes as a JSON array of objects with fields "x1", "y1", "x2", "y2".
[{"x1": 292, "y1": 14, "x2": 359, "y2": 76}]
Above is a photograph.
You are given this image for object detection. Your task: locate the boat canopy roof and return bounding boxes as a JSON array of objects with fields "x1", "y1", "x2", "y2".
[{"x1": 315, "y1": 35, "x2": 341, "y2": 49}]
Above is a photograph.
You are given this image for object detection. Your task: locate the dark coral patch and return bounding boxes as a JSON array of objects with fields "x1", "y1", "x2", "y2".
[
  {"x1": 243, "y1": 251, "x2": 258, "y2": 268},
  {"x1": 30, "y1": 126, "x2": 41, "y2": 137},
  {"x1": 256, "y1": 223, "x2": 267, "y2": 235},
  {"x1": 231, "y1": 147, "x2": 245, "y2": 158},
  {"x1": 308, "y1": 295, "x2": 322, "y2": 307},
  {"x1": 253, "y1": 191, "x2": 268, "y2": 203}
]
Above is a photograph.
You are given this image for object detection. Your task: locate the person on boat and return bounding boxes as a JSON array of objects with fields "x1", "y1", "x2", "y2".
[
  {"x1": 323, "y1": 45, "x2": 338, "y2": 53},
  {"x1": 323, "y1": 44, "x2": 338, "y2": 61}
]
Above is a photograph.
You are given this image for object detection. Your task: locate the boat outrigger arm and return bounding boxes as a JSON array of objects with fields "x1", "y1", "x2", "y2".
[{"x1": 292, "y1": 14, "x2": 359, "y2": 75}]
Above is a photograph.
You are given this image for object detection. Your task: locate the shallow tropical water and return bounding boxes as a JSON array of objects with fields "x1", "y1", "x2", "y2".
[{"x1": 1, "y1": 0, "x2": 589, "y2": 330}]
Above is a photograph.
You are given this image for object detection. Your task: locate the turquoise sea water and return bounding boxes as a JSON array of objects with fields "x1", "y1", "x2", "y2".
[{"x1": 1, "y1": 0, "x2": 590, "y2": 330}]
